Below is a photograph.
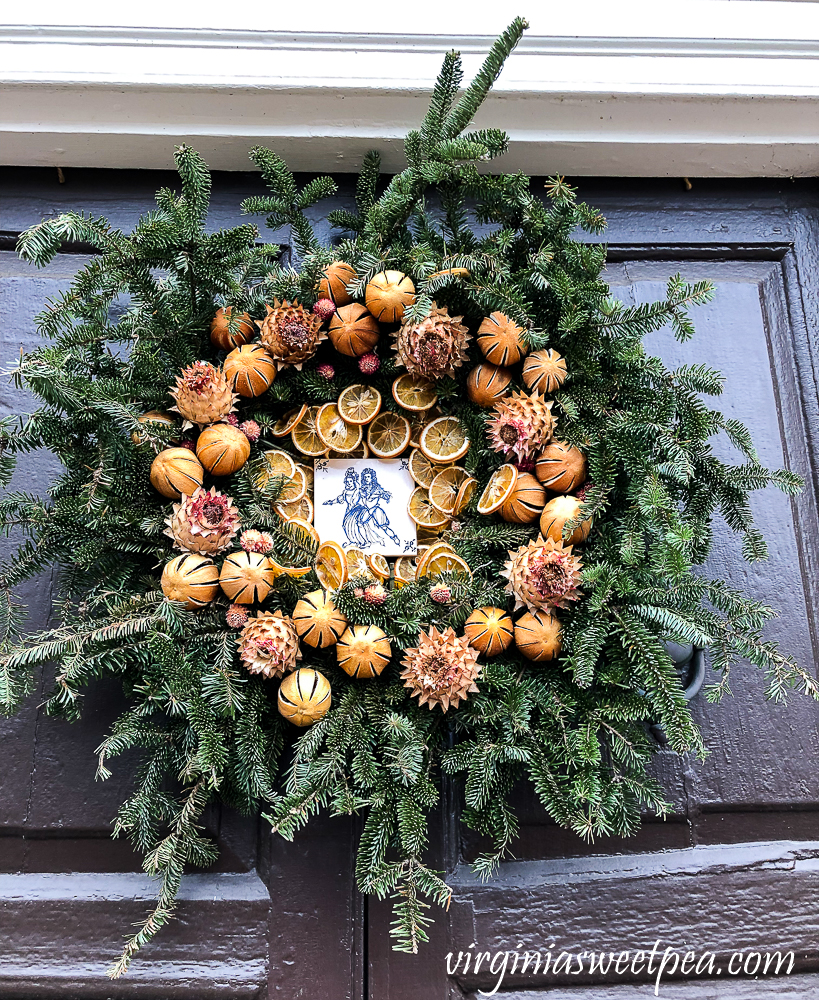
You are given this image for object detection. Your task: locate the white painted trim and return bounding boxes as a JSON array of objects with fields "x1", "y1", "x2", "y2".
[{"x1": 4, "y1": 14, "x2": 819, "y2": 176}]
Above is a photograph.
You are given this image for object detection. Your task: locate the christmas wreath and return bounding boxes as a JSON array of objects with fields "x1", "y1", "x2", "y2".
[{"x1": 1, "y1": 19, "x2": 815, "y2": 976}]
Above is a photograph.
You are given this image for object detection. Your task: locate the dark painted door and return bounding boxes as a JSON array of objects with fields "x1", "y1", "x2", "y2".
[{"x1": 3, "y1": 171, "x2": 819, "y2": 999}]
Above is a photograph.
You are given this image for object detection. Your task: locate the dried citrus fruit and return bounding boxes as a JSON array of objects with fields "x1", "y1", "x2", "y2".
[
  {"x1": 408, "y1": 448, "x2": 448, "y2": 489},
  {"x1": 417, "y1": 549, "x2": 471, "y2": 579},
  {"x1": 337, "y1": 384, "x2": 382, "y2": 425},
  {"x1": 257, "y1": 449, "x2": 297, "y2": 489},
  {"x1": 419, "y1": 415, "x2": 470, "y2": 463},
  {"x1": 394, "y1": 556, "x2": 417, "y2": 588},
  {"x1": 476, "y1": 464, "x2": 518, "y2": 515},
  {"x1": 407, "y1": 487, "x2": 450, "y2": 529},
  {"x1": 291, "y1": 406, "x2": 327, "y2": 457},
  {"x1": 345, "y1": 547, "x2": 374, "y2": 581},
  {"x1": 316, "y1": 402, "x2": 363, "y2": 453},
  {"x1": 327, "y1": 440, "x2": 369, "y2": 459},
  {"x1": 407, "y1": 407, "x2": 440, "y2": 449},
  {"x1": 415, "y1": 540, "x2": 455, "y2": 577},
  {"x1": 392, "y1": 373, "x2": 438, "y2": 412},
  {"x1": 271, "y1": 405, "x2": 307, "y2": 437},
  {"x1": 315, "y1": 540, "x2": 348, "y2": 590},
  {"x1": 367, "y1": 412, "x2": 411, "y2": 458},
  {"x1": 275, "y1": 494, "x2": 314, "y2": 522},
  {"x1": 297, "y1": 462, "x2": 314, "y2": 496},
  {"x1": 289, "y1": 516, "x2": 319, "y2": 549},
  {"x1": 367, "y1": 553, "x2": 390, "y2": 580},
  {"x1": 455, "y1": 476, "x2": 477, "y2": 514},
  {"x1": 277, "y1": 465, "x2": 307, "y2": 504},
  {"x1": 428, "y1": 466, "x2": 470, "y2": 515}
]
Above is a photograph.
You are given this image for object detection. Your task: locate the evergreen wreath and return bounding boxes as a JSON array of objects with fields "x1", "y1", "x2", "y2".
[{"x1": 1, "y1": 18, "x2": 815, "y2": 976}]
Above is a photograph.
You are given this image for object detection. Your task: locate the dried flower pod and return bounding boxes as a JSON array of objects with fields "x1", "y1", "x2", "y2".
[
  {"x1": 278, "y1": 668, "x2": 332, "y2": 726},
  {"x1": 196, "y1": 423, "x2": 251, "y2": 476},
  {"x1": 463, "y1": 606, "x2": 514, "y2": 657},
  {"x1": 313, "y1": 298, "x2": 337, "y2": 322},
  {"x1": 224, "y1": 344, "x2": 277, "y2": 397},
  {"x1": 365, "y1": 270, "x2": 415, "y2": 323},
  {"x1": 522, "y1": 348, "x2": 567, "y2": 394},
  {"x1": 164, "y1": 486, "x2": 241, "y2": 555},
  {"x1": 535, "y1": 441, "x2": 588, "y2": 492},
  {"x1": 514, "y1": 610, "x2": 562, "y2": 662},
  {"x1": 240, "y1": 529, "x2": 275, "y2": 554},
  {"x1": 400, "y1": 626, "x2": 481, "y2": 711},
  {"x1": 292, "y1": 590, "x2": 348, "y2": 648},
  {"x1": 501, "y1": 535, "x2": 583, "y2": 613},
  {"x1": 210, "y1": 307, "x2": 255, "y2": 352},
  {"x1": 226, "y1": 603, "x2": 249, "y2": 628},
  {"x1": 466, "y1": 364, "x2": 512, "y2": 407},
  {"x1": 257, "y1": 299, "x2": 327, "y2": 369},
  {"x1": 336, "y1": 624, "x2": 392, "y2": 678},
  {"x1": 476, "y1": 312, "x2": 527, "y2": 366},
  {"x1": 394, "y1": 302, "x2": 470, "y2": 379},
  {"x1": 219, "y1": 550, "x2": 277, "y2": 604},
  {"x1": 318, "y1": 261, "x2": 356, "y2": 306},
  {"x1": 329, "y1": 303, "x2": 380, "y2": 357},
  {"x1": 169, "y1": 361, "x2": 237, "y2": 428},
  {"x1": 160, "y1": 553, "x2": 219, "y2": 609},
  {"x1": 238, "y1": 611, "x2": 300, "y2": 678},
  {"x1": 150, "y1": 447, "x2": 204, "y2": 499}
]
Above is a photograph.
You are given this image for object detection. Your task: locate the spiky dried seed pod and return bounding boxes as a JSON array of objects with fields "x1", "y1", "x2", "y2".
[
  {"x1": 257, "y1": 299, "x2": 327, "y2": 369},
  {"x1": 393, "y1": 302, "x2": 470, "y2": 380},
  {"x1": 169, "y1": 361, "x2": 237, "y2": 429},
  {"x1": 487, "y1": 390, "x2": 556, "y2": 462},
  {"x1": 522, "y1": 348, "x2": 567, "y2": 394},
  {"x1": 400, "y1": 626, "x2": 482, "y2": 711},
  {"x1": 501, "y1": 535, "x2": 583, "y2": 614},
  {"x1": 164, "y1": 486, "x2": 241, "y2": 555},
  {"x1": 237, "y1": 611, "x2": 301, "y2": 678}
]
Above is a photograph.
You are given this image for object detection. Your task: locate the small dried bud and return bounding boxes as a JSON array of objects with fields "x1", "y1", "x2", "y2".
[
  {"x1": 364, "y1": 583, "x2": 387, "y2": 606},
  {"x1": 429, "y1": 583, "x2": 452, "y2": 605},
  {"x1": 226, "y1": 413, "x2": 240, "y2": 427},
  {"x1": 358, "y1": 352, "x2": 380, "y2": 375},
  {"x1": 239, "y1": 419, "x2": 261, "y2": 442},
  {"x1": 179, "y1": 439, "x2": 196, "y2": 451},
  {"x1": 240, "y1": 529, "x2": 275, "y2": 554},
  {"x1": 226, "y1": 604, "x2": 249, "y2": 628},
  {"x1": 515, "y1": 458, "x2": 536, "y2": 474},
  {"x1": 317, "y1": 363, "x2": 335, "y2": 380},
  {"x1": 353, "y1": 587, "x2": 365, "y2": 599},
  {"x1": 312, "y1": 298, "x2": 337, "y2": 321}
]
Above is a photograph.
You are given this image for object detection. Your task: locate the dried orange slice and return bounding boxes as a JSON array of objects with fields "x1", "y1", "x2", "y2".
[
  {"x1": 428, "y1": 466, "x2": 470, "y2": 515},
  {"x1": 367, "y1": 412, "x2": 411, "y2": 458},
  {"x1": 417, "y1": 548, "x2": 472, "y2": 579},
  {"x1": 419, "y1": 415, "x2": 470, "y2": 463},
  {"x1": 277, "y1": 465, "x2": 307, "y2": 505},
  {"x1": 345, "y1": 547, "x2": 374, "y2": 581},
  {"x1": 297, "y1": 462, "x2": 314, "y2": 496},
  {"x1": 275, "y1": 494, "x2": 313, "y2": 522},
  {"x1": 408, "y1": 448, "x2": 448, "y2": 489},
  {"x1": 407, "y1": 487, "x2": 450, "y2": 529},
  {"x1": 327, "y1": 440, "x2": 369, "y2": 459},
  {"x1": 367, "y1": 553, "x2": 390, "y2": 580},
  {"x1": 454, "y1": 476, "x2": 477, "y2": 514},
  {"x1": 415, "y1": 540, "x2": 455, "y2": 577},
  {"x1": 290, "y1": 516, "x2": 319, "y2": 548},
  {"x1": 315, "y1": 540, "x2": 348, "y2": 590},
  {"x1": 316, "y1": 402, "x2": 363, "y2": 453},
  {"x1": 476, "y1": 464, "x2": 518, "y2": 515},
  {"x1": 256, "y1": 448, "x2": 297, "y2": 490},
  {"x1": 271, "y1": 405, "x2": 307, "y2": 437},
  {"x1": 291, "y1": 406, "x2": 326, "y2": 457},
  {"x1": 337, "y1": 384, "x2": 382, "y2": 425},
  {"x1": 394, "y1": 556, "x2": 417, "y2": 588},
  {"x1": 407, "y1": 407, "x2": 440, "y2": 449},
  {"x1": 392, "y1": 373, "x2": 438, "y2": 412}
]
